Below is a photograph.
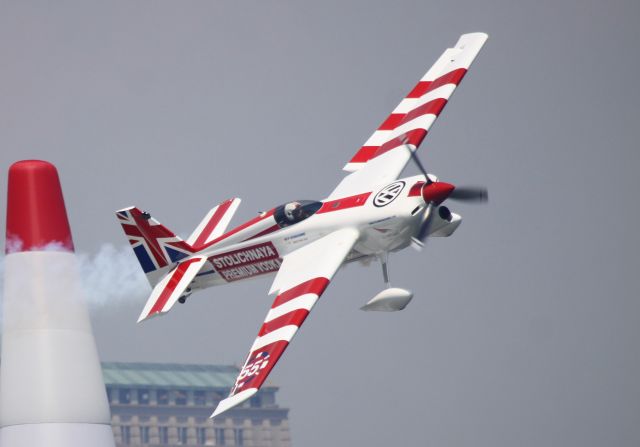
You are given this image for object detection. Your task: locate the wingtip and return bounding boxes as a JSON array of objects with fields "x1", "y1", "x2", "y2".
[
  {"x1": 456, "y1": 32, "x2": 489, "y2": 49},
  {"x1": 342, "y1": 162, "x2": 360, "y2": 172},
  {"x1": 461, "y1": 31, "x2": 489, "y2": 40},
  {"x1": 137, "y1": 310, "x2": 159, "y2": 323},
  {"x1": 210, "y1": 389, "x2": 258, "y2": 419}
]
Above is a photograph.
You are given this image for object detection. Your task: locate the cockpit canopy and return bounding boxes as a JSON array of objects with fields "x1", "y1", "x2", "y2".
[{"x1": 274, "y1": 200, "x2": 323, "y2": 228}]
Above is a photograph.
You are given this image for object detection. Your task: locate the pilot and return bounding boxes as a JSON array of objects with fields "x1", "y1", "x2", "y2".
[{"x1": 284, "y1": 201, "x2": 303, "y2": 222}]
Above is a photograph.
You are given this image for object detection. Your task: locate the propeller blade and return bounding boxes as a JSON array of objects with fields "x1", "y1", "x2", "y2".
[
  {"x1": 401, "y1": 136, "x2": 431, "y2": 184},
  {"x1": 411, "y1": 204, "x2": 434, "y2": 251},
  {"x1": 449, "y1": 186, "x2": 488, "y2": 203},
  {"x1": 410, "y1": 149, "x2": 429, "y2": 180}
]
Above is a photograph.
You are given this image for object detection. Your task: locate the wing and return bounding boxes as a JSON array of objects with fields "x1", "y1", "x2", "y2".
[
  {"x1": 328, "y1": 32, "x2": 488, "y2": 199},
  {"x1": 210, "y1": 227, "x2": 359, "y2": 418}
]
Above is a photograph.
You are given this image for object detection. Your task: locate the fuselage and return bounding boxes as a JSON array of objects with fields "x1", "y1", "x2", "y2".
[{"x1": 188, "y1": 175, "x2": 458, "y2": 291}]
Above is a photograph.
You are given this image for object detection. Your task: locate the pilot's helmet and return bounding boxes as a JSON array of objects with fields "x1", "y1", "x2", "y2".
[{"x1": 284, "y1": 202, "x2": 302, "y2": 221}]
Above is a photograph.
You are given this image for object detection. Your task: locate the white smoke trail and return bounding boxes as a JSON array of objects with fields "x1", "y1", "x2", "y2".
[
  {"x1": 0, "y1": 243, "x2": 150, "y2": 312},
  {"x1": 76, "y1": 243, "x2": 151, "y2": 309}
]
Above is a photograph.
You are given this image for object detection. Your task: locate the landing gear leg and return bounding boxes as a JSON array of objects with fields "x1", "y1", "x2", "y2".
[{"x1": 379, "y1": 252, "x2": 390, "y2": 288}]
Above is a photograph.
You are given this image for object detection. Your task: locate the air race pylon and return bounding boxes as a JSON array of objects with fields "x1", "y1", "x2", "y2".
[{"x1": 0, "y1": 160, "x2": 115, "y2": 446}]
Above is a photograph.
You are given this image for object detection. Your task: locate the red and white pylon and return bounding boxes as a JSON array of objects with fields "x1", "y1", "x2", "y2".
[{"x1": 1, "y1": 160, "x2": 115, "y2": 446}]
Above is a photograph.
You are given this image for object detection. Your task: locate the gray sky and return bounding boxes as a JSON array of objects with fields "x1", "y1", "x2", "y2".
[{"x1": 1, "y1": 1, "x2": 639, "y2": 446}]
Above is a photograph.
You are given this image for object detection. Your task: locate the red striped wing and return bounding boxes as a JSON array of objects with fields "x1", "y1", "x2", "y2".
[
  {"x1": 343, "y1": 33, "x2": 488, "y2": 173},
  {"x1": 211, "y1": 228, "x2": 359, "y2": 418},
  {"x1": 137, "y1": 256, "x2": 207, "y2": 322}
]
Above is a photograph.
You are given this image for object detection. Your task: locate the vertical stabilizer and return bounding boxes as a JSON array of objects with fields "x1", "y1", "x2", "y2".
[{"x1": 116, "y1": 206, "x2": 195, "y2": 286}]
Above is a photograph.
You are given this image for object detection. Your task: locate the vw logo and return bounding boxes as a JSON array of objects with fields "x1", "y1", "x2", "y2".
[{"x1": 373, "y1": 181, "x2": 405, "y2": 207}]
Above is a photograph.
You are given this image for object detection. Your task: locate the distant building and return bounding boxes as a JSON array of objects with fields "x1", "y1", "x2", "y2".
[{"x1": 102, "y1": 362, "x2": 291, "y2": 447}]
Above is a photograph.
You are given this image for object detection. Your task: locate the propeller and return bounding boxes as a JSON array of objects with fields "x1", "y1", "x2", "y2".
[
  {"x1": 401, "y1": 136, "x2": 432, "y2": 184},
  {"x1": 409, "y1": 149, "x2": 432, "y2": 184},
  {"x1": 450, "y1": 186, "x2": 488, "y2": 203},
  {"x1": 403, "y1": 136, "x2": 489, "y2": 202},
  {"x1": 402, "y1": 137, "x2": 488, "y2": 249},
  {"x1": 411, "y1": 204, "x2": 434, "y2": 250}
]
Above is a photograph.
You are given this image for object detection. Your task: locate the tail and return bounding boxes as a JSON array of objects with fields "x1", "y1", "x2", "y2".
[
  {"x1": 116, "y1": 199, "x2": 241, "y2": 288},
  {"x1": 116, "y1": 206, "x2": 195, "y2": 285}
]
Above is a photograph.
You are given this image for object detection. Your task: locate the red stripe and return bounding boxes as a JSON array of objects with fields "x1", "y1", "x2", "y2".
[
  {"x1": 348, "y1": 127, "x2": 428, "y2": 164},
  {"x1": 348, "y1": 126, "x2": 428, "y2": 165},
  {"x1": 244, "y1": 224, "x2": 280, "y2": 241},
  {"x1": 147, "y1": 258, "x2": 200, "y2": 317},
  {"x1": 258, "y1": 309, "x2": 310, "y2": 336},
  {"x1": 349, "y1": 146, "x2": 379, "y2": 164},
  {"x1": 347, "y1": 68, "x2": 467, "y2": 166},
  {"x1": 131, "y1": 211, "x2": 168, "y2": 268},
  {"x1": 168, "y1": 240, "x2": 194, "y2": 254},
  {"x1": 317, "y1": 192, "x2": 371, "y2": 213},
  {"x1": 408, "y1": 181, "x2": 426, "y2": 197},
  {"x1": 272, "y1": 277, "x2": 330, "y2": 308},
  {"x1": 407, "y1": 80, "x2": 432, "y2": 98},
  {"x1": 378, "y1": 113, "x2": 405, "y2": 130},
  {"x1": 202, "y1": 209, "x2": 276, "y2": 249},
  {"x1": 428, "y1": 67, "x2": 467, "y2": 93},
  {"x1": 399, "y1": 98, "x2": 447, "y2": 127},
  {"x1": 193, "y1": 199, "x2": 234, "y2": 248},
  {"x1": 349, "y1": 99, "x2": 445, "y2": 164},
  {"x1": 122, "y1": 224, "x2": 143, "y2": 238},
  {"x1": 369, "y1": 128, "x2": 428, "y2": 161},
  {"x1": 378, "y1": 99, "x2": 447, "y2": 133},
  {"x1": 406, "y1": 68, "x2": 466, "y2": 99}
]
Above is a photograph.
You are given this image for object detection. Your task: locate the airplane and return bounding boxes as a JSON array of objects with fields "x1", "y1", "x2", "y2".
[{"x1": 116, "y1": 32, "x2": 489, "y2": 418}]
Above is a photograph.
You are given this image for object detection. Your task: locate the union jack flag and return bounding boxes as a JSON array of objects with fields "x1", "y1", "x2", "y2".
[{"x1": 116, "y1": 207, "x2": 194, "y2": 276}]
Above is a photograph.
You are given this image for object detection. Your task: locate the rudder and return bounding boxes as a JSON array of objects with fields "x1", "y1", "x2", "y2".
[{"x1": 116, "y1": 207, "x2": 195, "y2": 285}]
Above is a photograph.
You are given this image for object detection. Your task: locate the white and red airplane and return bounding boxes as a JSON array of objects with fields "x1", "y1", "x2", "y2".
[{"x1": 117, "y1": 32, "x2": 488, "y2": 418}]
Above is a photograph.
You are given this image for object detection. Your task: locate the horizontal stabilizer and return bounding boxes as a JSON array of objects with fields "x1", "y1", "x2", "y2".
[
  {"x1": 187, "y1": 198, "x2": 241, "y2": 249},
  {"x1": 137, "y1": 256, "x2": 207, "y2": 322}
]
